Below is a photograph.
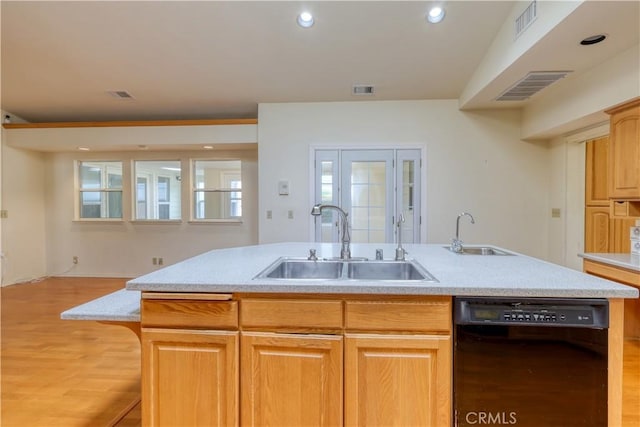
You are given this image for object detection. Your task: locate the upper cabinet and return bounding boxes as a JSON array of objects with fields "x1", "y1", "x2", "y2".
[
  {"x1": 606, "y1": 99, "x2": 640, "y2": 200},
  {"x1": 585, "y1": 136, "x2": 609, "y2": 206}
]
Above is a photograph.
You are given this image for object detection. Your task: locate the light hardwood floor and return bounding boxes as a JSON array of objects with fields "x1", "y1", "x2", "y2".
[
  {"x1": 1, "y1": 277, "x2": 639, "y2": 426},
  {"x1": 1, "y1": 277, "x2": 140, "y2": 427}
]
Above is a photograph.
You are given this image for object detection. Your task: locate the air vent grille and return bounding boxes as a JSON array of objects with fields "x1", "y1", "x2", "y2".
[
  {"x1": 515, "y1": 0, "x2": 537, "y2": 38},
  {"x1": 496, "y1": 71, "x2": 572, "y2": 101},
  {"x1": 352, "y1": 85, "x2": 375, "y2": 96},
  {"x1": 107, "y1": 90, "x2": 135, "y2": 99}
]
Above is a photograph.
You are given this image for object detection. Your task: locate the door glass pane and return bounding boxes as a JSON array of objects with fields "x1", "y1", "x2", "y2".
[
  {"x1": 319, "y1": 159, "x2": 337, "y2": 242},
  {"x1": 351, "y1": 162, "x2": 369, "y2": 184},
  {"x1": 349, "y1": 161, "x2": 387, "y2": 244},
  {"x1": 402, "y1": 159, "x2": 415, "y2": 243}
]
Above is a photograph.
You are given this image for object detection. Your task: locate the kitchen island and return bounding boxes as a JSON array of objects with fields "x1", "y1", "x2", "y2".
[{"x1": 126, "y1": 243, "x2": 638, "y2": 427}]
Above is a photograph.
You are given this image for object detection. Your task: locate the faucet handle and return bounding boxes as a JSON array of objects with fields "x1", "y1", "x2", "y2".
[
  {"x1": 308, "y1": 249, "x2": 318, "y2": 261},
  {"x1": 375, "y1": 249, "x2": 383, "y2": 260}
]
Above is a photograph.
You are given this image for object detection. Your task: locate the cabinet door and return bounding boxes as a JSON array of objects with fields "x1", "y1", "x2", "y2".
[
  {"x1": 142, "y1": 328, "x2": 238, "y2": 427},
  {"x1": 608, "y1": 102, "x2": 640, "y2": 199},
  {"x1": 585, "y1": 206, "x2": 611, "y2": 252},
  {"x1": 241, "y1": 332, "x2": 343, "y2": 427},
  {"x1": 585, "y1": 136, "x2": 609, "y2": 205},
  {"x1": 345, "y1": 333, "x2": 451, "y2": 427}
]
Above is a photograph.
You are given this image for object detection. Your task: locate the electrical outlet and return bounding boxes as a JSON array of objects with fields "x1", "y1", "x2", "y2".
[
  {"x1": 152, "y1": 257, "x2": 158, "y2": 265},
  {"x1": 266, "y1": 210, "x2": 272, "y2": 219},
  {"x1": 72, "y1": 256, "x2": 79, "y2": 264},
  {"x1": 0, "y1": 210, "x2": 8, "y2": 219},
  {"x1": 158, "y1": 257, "x2": 164, "y2": 265}
]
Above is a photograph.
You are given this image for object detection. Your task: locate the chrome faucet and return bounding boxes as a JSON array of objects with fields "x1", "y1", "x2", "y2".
[
  {"x1": 395, "y1": 214, "x2": 406, "y2": 261},
  {"x1": 311, "y1": 204, "x2": 351, "y2": 259},
  {"x1": 451, "y1": 212, "x2": 475, "y2": 253}
]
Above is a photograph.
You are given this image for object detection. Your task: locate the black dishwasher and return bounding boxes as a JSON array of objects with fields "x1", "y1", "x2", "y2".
[{"x1": 454, "y1": 297, "x2": 608, "y2": 427}]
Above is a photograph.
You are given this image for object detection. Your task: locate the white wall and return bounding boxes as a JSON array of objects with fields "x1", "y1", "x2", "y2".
[
  {"x1": 258, "y1": 100, "x2": 551, "y2": 259},
  {"x1": 43, "y1": 149, "x2": 258, "y2": 279},
  {"x1": 1, "y1": 143, "x2": 47, "y2": 285}
]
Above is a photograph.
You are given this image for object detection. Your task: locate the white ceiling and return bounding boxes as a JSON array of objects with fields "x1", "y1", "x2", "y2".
[{"x1": 2, "y1": 1, "x2": 639, "y2": 123}]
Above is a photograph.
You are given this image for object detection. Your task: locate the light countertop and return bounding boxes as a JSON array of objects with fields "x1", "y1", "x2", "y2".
[
  {"x1": 579, "y1": 252, "x2": 640, "y2": 273},
  {"x1": 126, "y1": 243, "x2": 639, "y2": 299}
]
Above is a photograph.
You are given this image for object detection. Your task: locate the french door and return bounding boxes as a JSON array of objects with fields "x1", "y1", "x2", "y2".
[{"x1": 313, "y1": 149, "x2": 421, "y2": 244}]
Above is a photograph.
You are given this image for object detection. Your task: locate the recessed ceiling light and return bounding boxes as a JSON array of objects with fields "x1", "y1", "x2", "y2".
[
  {"x1": 427, "y1": 6, "x2": 445, "y2": 24},
  {"x1": 203, "y1": 145, "x2": 214, "y2": 150},
  {"x1": 580, "y1": 34, "x2": 607, "y2": 45},
  {"x1": 77, "y1": 147, "x2": 90, "y2": 151},
  {"x1": 297, "y1": 12, "x2": 314, "y2": 28}
]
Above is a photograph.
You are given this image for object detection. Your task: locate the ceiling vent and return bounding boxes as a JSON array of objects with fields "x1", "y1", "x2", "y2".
[
  {"x1": 496, "y1": 71, "x2": 572, "y2": 101},
  {"x1": 352, "y1": 85, "x2": 375, "y2": 96},
  {"x1": 515, "y1": 0, "x2": 537, "y2": 38},
  {"x1": 107, "y1": 90, "x2": 135, "y2": 99}
]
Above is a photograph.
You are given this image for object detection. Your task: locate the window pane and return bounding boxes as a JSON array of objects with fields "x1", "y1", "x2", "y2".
[
  {"x1": 134, "y1": 160, "x2": 181, "y2": 220},
  {"x1": 80, "y1": 191, "x2": 122, "y2": 219},
  {"x1": 193, "y1": 191, "x2": 242, "y2": 220},
  {"x1": 78, "y1": 161, "x2": 123, "y2": 219},
  {"x1": 192, "y1": 160, "x2": 242, "y2": 220}
]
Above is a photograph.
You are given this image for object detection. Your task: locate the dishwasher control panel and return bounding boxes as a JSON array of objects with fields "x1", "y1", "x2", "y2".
[{"x1": 455, "y1": 297, "x2": 609, "y2": 328}]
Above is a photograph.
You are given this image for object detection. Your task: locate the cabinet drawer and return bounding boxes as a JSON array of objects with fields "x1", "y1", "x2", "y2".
[
  {"x1": 142, "y1": 299, "x2": 238, "y2": 329},
  {"x1": 345, "y1": 297, "x2": 451, "y2": 333},
  {"x1": 241, "y1": 299, "x2": 343, "y2": 331}
]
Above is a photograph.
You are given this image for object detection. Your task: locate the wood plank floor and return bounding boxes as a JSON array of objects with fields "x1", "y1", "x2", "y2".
[
  {"x1": 1, "y1": 277, "x2": 639, "y2": 426},
  {"x1": 1, "y1": 277, "x2": 140, "y2": 427}
]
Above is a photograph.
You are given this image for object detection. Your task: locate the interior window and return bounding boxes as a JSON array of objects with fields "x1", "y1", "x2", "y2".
[
  {"x1": 192, "y1": 160, "x2": 242, "y2": 221},
  {"x1": 133, "y1": 160, "x2": 181, "y2": 220},
  {"x1": 78, "y1": 161, "x2": 123, "y2": 219}
]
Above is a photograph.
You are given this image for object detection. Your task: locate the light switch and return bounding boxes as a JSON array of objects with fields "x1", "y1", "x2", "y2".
[
  {"x1": 278, "y1": 180, "x2": 289, "y2": 195},
  {"x1": 288, "y1": 210, "x2": 294, "y2": 219},
  {"x1": 266, "y1": 210, "x2": 272, "y2": 219}
]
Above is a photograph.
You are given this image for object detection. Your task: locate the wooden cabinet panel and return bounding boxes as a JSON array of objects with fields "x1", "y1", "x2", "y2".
[
  {"x1": 585, "y1": 206, "x2": 611, "y2": 252},
  {"x1": 345, "y1": 334, "x2": 451, "y2": 427},
  {"x1": 142, "y1": 299, "x2": 238, "y2": 329},
  {"x1": 585, "y1": 136, "x2": 609, "y2": 206},
  {"x1": 345, "y1": 297, "x2": 451, "y2": 333},
  {"x1": 142, "y1": 328, "x2": 238, "y2": 427},
  {"x1": 240, "y1": 298, "x2": 343, "y2": 331},
  {"x1": 607, "y1": 99, "x2": 640, "y2": 199},
  {"x1": 241, "y1": 332, "x2": 343, "y2": 427}
]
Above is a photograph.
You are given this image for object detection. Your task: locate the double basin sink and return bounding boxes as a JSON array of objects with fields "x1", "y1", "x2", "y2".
[{"x1": 255, "y1": 257, "x2": 438, "y2": 283}]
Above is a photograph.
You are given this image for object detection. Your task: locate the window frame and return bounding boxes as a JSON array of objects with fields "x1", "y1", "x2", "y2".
[
  {"x1": 131, "y1": 159, "x2": 183, "y2": 222},
  {"x1": 190, "y1": 159, "x2": 243, "y2": 223},
  {"x1": 75, "y1": 160, "x2": 124, "y2": 221}
]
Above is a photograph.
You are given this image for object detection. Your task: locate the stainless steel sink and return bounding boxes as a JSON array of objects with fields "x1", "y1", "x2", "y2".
[
  {"x1": 346, "y1": 260, "x2": 436, "y2": 281},
  {"x1": 254, "y1": 257, "x2": 438, "y2": 282},
  {"x1": 256, "y1": 258, "x2": 343, "y2": 279},
  {"x1": 445, "y1": 246, "x2": 512, "y2": 256}
]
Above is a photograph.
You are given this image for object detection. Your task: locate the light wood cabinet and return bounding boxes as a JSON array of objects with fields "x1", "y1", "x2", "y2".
[
  {"x1": 585, "y1": 206, "x2": 611, "y2": 252},
  {"x1": 585, "y1": 136, "x2": 610, "y2": 206},
  {"x1": 345, "y1": 334, "x2": 451, "y2": 427},
  {"x1": 241, "y1": 332, "x2": 343, "y2": 426},
  {"x1": 606, "y1": 98, "x2": 640, "y2": 199},
  {"x1": 584, "y1": 127, "x2": 640, "y2": 253},
  {"x1": 142, "y1": 328, "x2": 238, "y2": 427},
  {"x1": 141, "y1": 294, "x2": 452, "y2": 426}
]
